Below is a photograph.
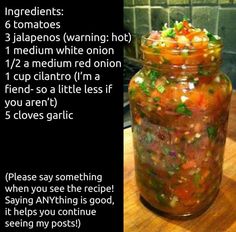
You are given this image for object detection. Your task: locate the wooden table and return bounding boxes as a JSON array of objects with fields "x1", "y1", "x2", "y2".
[{"x1": 124, "y1": 92, "x2": 236, "y2": 232}]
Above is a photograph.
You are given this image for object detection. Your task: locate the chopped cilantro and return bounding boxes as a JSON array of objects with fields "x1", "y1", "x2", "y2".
[
  {"x1": 189, "y1": 76, "x2": 199, "y2": 85},
  {"x1": 144, "y1": 132, "x2": 155, "y2": 144},
  {"x1": 183, "y1": 16, "x2": 190, "y2": 22},
  {"x1": 153, "y1": 97, "x2": 160, "y2": 102},
  {"x1": 176, "y1": 103, "x2": 192, "y2": 116},
  {"x1": 149, "y1": 70, "x2": 160, "y2": 89},
  {"x1": 207, "y1": 126, "x2": 218, "y2": 139},
  {"x1": 149, "y1": 178, "x2": 163, "y2": 191},
  {"x1": 162, "y1": 147, "x2": 170, "y2": 156},
  {"x1": 129, "y1": 88, "x2": 136, "y2": 97},
  {"x1": 152, "y1": 48, "x2": 160, "y2": 54},
  {"x1": 157, "y1": 85, "x2": 165, "y2": 93},
  {"x1": 208, "y1": 88, "x2": 215, "y2": 94},
  {"x1": 149, "y1": 70, "x2": 160, "y2": 81},
  {"x1": 166, "y1": 164, "x2": 180, "y2": 176},
  {"x1": 150, "y1": 82, "x2": 156, "y2": 89},
  {"x1": 207, "y1": 32, "x2": 217, "y2": 43},
  {"x1": 198, "y1": 66, "x2": 211, "y2": 76},
  {"x1": 162, "y1": 57, "x2": 170, "y2": 64},
  {"x1": 193, "y1": 172, "x2": 201, "y2": 187},
  {"x1": 139, "y1": 82, "x2": 150, "y2": 96},
  {"x1": 156, "y1": 193, "x2": 167, "y2": 205}
]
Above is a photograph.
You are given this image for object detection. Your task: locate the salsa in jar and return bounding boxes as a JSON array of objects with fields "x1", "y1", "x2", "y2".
[{"x1": 128, "y1": 19, "x2": 232, "y2": 218}]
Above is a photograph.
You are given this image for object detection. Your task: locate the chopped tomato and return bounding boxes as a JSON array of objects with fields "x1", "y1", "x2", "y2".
[
  {"x1": 164, "y1": 37, "x2": 177, "y2": 49},
  {"x1": 215, "y1": 89, "x2": 223, "y2": 105},
  {"x1": 186, "y1": 31, "x2": 205, "y2": 40},
  {"x1": 183, "y1": 20, "x2": 190, "y2": 29},
  {"x1": 150, "y1": 89, "x2": 160, "y2": 98},
  {"x1": 196, "y1": 92, "x2": 208, "y2": 109},
  {"x1": 134, "y1": 114, "x2": 142, "y2": 125},
  {"x1": 188, "y1": 91, "x2": 208, "y2": 110},
  {"x1": 162, "y1": 54, "x2": 184, "y2": 65},
  {"x1": 174, "y1": 184, "x2": 195, "y2": 200},
  {"x1": 182, "y1": 160, "x2": 197, "y2": 169},
  {"x1": 192, "y1": 40, "x2": 208, "y2": 50},
  {"x1": 181, "y1": 28, "x2": 190, "y2": 35},
  {"x1": 143, "y1": 53, "x2": 160, "y2": 64},
  {"x1": 185, "y1": 52, "x2": 204, "y2": 65}
]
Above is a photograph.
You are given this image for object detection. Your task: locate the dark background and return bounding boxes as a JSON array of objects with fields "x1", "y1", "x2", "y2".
[{"x1": 0, "y1": 0, "x2": 123, "y2": 231}]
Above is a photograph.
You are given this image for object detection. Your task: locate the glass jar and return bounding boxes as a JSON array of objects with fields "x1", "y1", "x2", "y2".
[{"x1": 128, "y1": 34, "x2": 232, "y2": 218}]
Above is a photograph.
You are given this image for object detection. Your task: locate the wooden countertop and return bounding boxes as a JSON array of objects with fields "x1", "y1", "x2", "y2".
[{"x1": 124, "y1": 92, "x2": 236, "y2": 232}]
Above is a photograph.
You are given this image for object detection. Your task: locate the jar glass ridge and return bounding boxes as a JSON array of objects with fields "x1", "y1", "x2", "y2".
[{"x1": 129, "y1": 33, "x2": 232, "y2": 218}]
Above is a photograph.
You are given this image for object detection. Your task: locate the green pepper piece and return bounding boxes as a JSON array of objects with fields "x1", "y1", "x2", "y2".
[
  {"x1": 166, "y1": 28, "x2": 176, "y2": 38},
  {"x1": 176, "y1": 22, "x2": 184, "y2": 31}
]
